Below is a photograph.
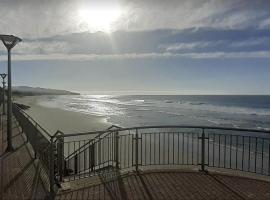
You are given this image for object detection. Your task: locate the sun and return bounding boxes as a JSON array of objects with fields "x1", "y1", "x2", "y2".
[{"x1": 78, "y1": 6, "x2": 122, "y2": 32}]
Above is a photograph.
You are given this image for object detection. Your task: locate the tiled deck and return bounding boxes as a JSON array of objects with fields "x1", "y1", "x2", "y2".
[
  {"x1": 56, "y1": 169, "x2": 270, "y2": 200},
  {"x1": 0, "y1": 115, "x2": 49, "y2": 200},
  {"x1": 1, "y1": 114, "x2": 270, "y2": 200}
]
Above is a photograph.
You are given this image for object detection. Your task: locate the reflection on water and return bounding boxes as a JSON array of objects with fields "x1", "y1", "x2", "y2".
[{"x1": 40, "y1": 95, "x2": 270, "y2": 130}]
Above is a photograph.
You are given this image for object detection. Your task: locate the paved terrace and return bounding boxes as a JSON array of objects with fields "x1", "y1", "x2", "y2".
[
  {"x1": 1, "y1": 114, "x2": 270, "y2": 199},
  {"x1": 55, "y1": 169, "x2": 270, "y2": 200},
  {"x1": 0, "y1": 115, "x2": 49, "y2": 200}
]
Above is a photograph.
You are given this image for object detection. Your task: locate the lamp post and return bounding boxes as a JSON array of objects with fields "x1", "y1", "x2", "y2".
[
  {"x1": 0, "y1": 73, "x2": 7, "y2": 115},
  {"x1": 0, "y1": 35, "x2": 22, "y2": 152}
]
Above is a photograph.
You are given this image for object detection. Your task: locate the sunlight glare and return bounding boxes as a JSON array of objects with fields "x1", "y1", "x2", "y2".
[{"x1": 78, "y1": 6, "x2": 122, "y2": 32}]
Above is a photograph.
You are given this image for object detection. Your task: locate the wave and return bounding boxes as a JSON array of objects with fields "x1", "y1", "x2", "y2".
[{"x1": 34, "y1": 95, "x2": 270, "y2": 131}]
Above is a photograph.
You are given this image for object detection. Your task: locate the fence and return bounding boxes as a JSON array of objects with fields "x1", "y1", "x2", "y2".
[
  {"x1": 54, "y1": 126, "x2": 270, "y2": 183},
  {"x1": 12, "y1": 104, "x2": 56, "y2": 198},
  {"x1": 11, "y1": 107, "x2": 270, "y2": 198},
  {"x1": 13, "y1": 104, "x2": 52, "y2": 166}
]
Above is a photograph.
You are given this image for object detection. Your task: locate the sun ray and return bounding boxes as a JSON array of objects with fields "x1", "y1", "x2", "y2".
[{"x1": 77, "y1": 5, "x2": 123, "y2": 33}]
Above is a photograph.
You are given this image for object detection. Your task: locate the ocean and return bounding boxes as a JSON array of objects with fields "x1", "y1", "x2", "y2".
[{"x1": 38, "y1": 95, "x2": 270, "y2": 130}]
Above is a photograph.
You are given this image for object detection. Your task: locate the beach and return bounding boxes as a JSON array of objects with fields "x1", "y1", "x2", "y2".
[
  {"x1": 14, "y1": 96, "x2": 110, "y2": 135},
  {"x1": 14, "y1": 95, "x2": 270, "y2": 134}
]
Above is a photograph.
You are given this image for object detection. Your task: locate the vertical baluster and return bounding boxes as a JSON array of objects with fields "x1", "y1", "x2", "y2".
[
  {"x1": 191, "y1": 133, "x2": 194, "y2": 165},
  {"x1": 168, "y1": 132, "x2": 170, "y2": 165},
  {"x1": 49, "y1": 137, "x2": 55, "y2": 199},
  {"x1": 187, "y1": 133, "x2": 189, "y2": 164},
  {"x1": 150, "y1": 134, "x2": 152, "y2": 165},
  {"x1": 83, "y1": 140, "x2": 86, "y2": 177},
  {"x1": 255, "y1": 137, "x2": 258, "y2": 173},
  {"x1": 115, "y1": 131, "x2": 119, "y2": 169},
  {"x1": 242, "y1": 136, "x2": 244, "y2": 171},
  {"x1": 140, "y1": 132, "x2": 142, "y2": 166},
  {"x1": 207, "y1": 133, "x2": 210, "y2": 166},
  {"x1": 68, "y1": 142, "x2": 70, "y2": 181},
  {"x1": 173, "y1": 132, "x2": 175, "y2": 165},
  {"x1": 89, "y1": 143, "x2": 91, "y2": 172},
  {"x1": 248, "y1": 136, "x2": 251, "y2": 172},
  {"x1": 268, "y1": 139, "x2": 270, "y2": 175},
  {"x1": 236, "y1": 136, "x2": 238, "y2": 170},
  {"x1": 159, "y1": 132, "x2": 161, "y2": 165},
  {"x1": 120, "y1": 134, "x2": 122, "y2": 168},
  {"x1": 224, "y1": 134, "x2": 226, "y2": 168},
  {"x1": 131, "y1": 131, "x2": 134, "y2": 167},
  {"x1": 218, "y1": 134, "x2": 221, "y2": 167},
  {"x1": 57, "y1": 137, "x2": 64, "y2": 182},
  {"x1": 200, "y1": 128, "x2": 206, "y2": 172},
  {"x1": 213, "y1": 134, "x2": 215, "y2": 167},
  {"x1": 178, "y1": 132, "x2": 180, "y2": 165},
  {"x1": 154, "y1": 133, "x2": 156, "y2": 165},
  {"x1": 182, "y1": 133, "x2": 185, "y2": 164},
  {"x1": 163, "y1": 133, "x2": 166, "y2": 164},
  {"x1": 261, "y1": 138, "x2": 264, "y2": 174},
  {"x1": 73, "y1": 141, "x2": 76, "y2": 180},
  {"x1": 74, "y1": 153, "x2": 78, "y2": 175},
  {"x1": 197, "y1": 132, "x2": 199, "y2": 165},
  {"x1": 135, "y1": 129, "x2": 139, "y2": 172},
  {"x1": 230, "y1": 135, "x2": 232, "y2": 169},
  {"x1": 144, "y1": 134, "x2": 147, "y2": 166}
]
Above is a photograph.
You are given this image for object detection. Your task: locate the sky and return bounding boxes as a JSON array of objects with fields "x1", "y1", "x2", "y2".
[{"x1": 0, "y1": 0, "x2": 270, "y2": 94}]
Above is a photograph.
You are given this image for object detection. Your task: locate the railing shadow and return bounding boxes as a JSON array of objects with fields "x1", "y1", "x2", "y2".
[
  {"x1": 1, "y1": 113, "x2": 49, "y2": 200},
  {"x1": 98, "y1": 167, "x2": 128, "y2": 200}
]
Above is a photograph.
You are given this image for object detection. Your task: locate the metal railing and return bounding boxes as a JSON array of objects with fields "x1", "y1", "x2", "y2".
[
  {"x1": 12, "y1": 104, "x2": 52, "y2": 165},
  {"x1": 12, "y1": 104, "x2": 55, "y2": 198},
  {"x1": 10, "y1": 106, "x2": 270, "y2": 198},
  {"x1": 52, "y1": 126, "x2": 270, "y2": 184}
]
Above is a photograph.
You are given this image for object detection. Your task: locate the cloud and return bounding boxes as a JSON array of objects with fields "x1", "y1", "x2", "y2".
[
  {"x1": 259, "y1": 18, "x2": 270, "y2": 29},
  {"x1": 0, "y1": 0, "x2": 270, "y2": 38},
  {"x1": 0, "y1": 28, "x2": 270, "y2": 62},
  {"x1": 164, "y1": 41, "x2": 219, "y2": 51},
  {"x1": 1, "y1": 51, "x2": 270, "y2": 62},
  {"x1": 229, "y1": 37, "x2": 270, "y2": 48}
]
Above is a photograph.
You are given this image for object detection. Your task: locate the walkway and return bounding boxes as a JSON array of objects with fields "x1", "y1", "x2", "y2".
[
  {"x1": 56, "y1": 169, "x2": 270, "y2": 200},
  {"x1": 0, "y1": 115, "x2": 49, "y2": 200}
]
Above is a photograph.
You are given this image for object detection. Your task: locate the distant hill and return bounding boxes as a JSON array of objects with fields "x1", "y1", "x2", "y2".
[{"x1": 12, "y1": 86, "x2": 80, "y2": 96}]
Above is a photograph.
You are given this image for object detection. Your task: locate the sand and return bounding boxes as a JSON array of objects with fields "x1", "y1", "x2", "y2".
[{"x1": 14, "y1": 96, "x2": 110, "y2": 135}]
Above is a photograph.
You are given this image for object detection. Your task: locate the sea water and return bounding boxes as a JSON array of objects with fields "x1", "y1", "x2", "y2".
[
  {"x1": 39, "y1": 95, "x2": 270, "y2": 130},
  {"x1": 39, "y1": 95, "x2": 270, "y2": 174}
]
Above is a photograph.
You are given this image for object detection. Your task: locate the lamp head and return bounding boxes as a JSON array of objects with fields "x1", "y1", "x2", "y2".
[
  {"x1": 0, "y1": 73, "x2": 7, "y2": 79},
  {"x1": 0, "y1": 35, "x2": 22, "y2": 50}
]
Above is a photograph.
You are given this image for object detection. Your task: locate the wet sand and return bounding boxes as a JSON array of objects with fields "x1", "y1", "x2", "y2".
[{"x1": 14, "y1": 96, "x2": 110, "y2": 135}]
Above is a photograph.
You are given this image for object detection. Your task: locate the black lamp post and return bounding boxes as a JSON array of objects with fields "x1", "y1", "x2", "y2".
[
  {"x1": 0, "y1": 73, "x2": 7, "y2": 115},
  {"x1": 0, "y1": 35, "x2": 22, "y2": 152}
]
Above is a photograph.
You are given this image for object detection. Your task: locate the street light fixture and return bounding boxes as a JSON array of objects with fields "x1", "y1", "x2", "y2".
[
  {"x1": 0, "y1": 73, "x2": 7, "y2": 115},
  {"x1": 0, "y1": 35, "x2": 22, "y2": 152}
]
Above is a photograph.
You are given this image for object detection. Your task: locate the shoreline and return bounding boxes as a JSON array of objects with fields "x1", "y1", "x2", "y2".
[{"x1": 14, "y1": 96, "x2": 111, "y2": 135}]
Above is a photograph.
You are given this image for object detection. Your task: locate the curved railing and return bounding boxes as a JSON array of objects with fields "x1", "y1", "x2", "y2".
[
  {"x1": 12, "y1": 104, "x2": 52, "y2": 166},
  {"x1": 53, "y1": 125, "x2": 270, "y2": 182}
]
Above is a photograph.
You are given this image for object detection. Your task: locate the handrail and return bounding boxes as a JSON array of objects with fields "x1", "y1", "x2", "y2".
[
  {"x1": 13, "y1": 103, "x2": 51, "y2": 137},
  {"x1": 62, "y1": 125, "x2": 270, "y2": 170},
  {"x1": 12, "y1": 104, "x2": 52, "y2": 161},
  {"x1": 58, "y1": 124, "x2": 270, "y2": 183},
  {"x1": 64, "y1": 130, "x2": 114, "y2": 160},
  {"x1": 60, "y1": 125, "x2": 270, "y2": 138}
]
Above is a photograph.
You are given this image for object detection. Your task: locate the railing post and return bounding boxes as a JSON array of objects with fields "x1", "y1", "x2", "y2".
[
  {"x1": 57, "y1": 136, "x2": 64, "y2": 182},
  {"x1": 49, "y1": 137, "x2": 55, "y2": 200},
  {"x1": 89, "y1": 144, "x2": 95, "y2": 171},
  {"x1": 34, "y1": 123, "x2": 38, "y2": 159},
  {"x1": 114, "y1": 131, "x2": 119, "y2": 169},
  {"x1": 135, "y1": 128, "x2": 139, "y2": 172},
  {"x1": 74, "y1": 154, "x2": 78, "y2": 174},
  {"x1": 200, "y1": 128, "x2": 206, "y2": 172}
]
